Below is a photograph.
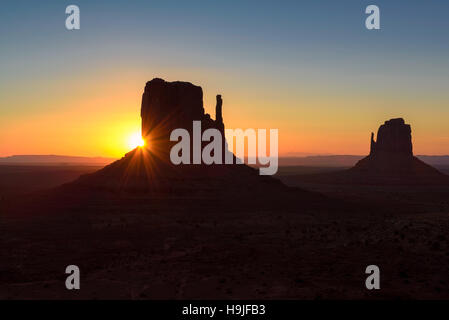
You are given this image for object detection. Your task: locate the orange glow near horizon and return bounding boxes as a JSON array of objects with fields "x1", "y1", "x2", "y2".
[{"x1": 1, "y1": 70, "x2": 449, "y2": 158}]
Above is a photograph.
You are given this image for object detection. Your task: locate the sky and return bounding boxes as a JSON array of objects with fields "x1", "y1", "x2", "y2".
[{"x1": 1, "y1": 0, "x2": 448, "y2": 157}]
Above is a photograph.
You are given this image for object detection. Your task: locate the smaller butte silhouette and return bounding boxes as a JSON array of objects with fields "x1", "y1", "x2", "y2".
[
  {"x1": 304, "y1": 118, "x2": 449, "y2": 185},
  {"x1": 292, "y1": 118, "x2": 449, "y2": 186},
  {"x1": 350, "y1": 118, "x2": 446, "y2": 183},
  {"x1": 64, "y1": 78, "x2": 288, "y2": 196}
]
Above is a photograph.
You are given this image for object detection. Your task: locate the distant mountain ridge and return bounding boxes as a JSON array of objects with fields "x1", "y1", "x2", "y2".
[
  {"x1": 278, "y1": 155, "x2": 449, "y2": 167},
  {"x1": 278, "y1": 155, "x2": 363, "y2": 167},
  {"x1": 0, "y1": 155, "x2": 116, "y2": 166},
  {"x1": 1, "y1": 154, "x2": 448, "y2": 167}
]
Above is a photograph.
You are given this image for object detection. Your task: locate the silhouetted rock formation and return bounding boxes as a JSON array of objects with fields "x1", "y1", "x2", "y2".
[
  {"x1": 141, "y1": 79, "x2": 224, "y2": 138},
  {"x1": 140, "y1": 78, "x2": 226, "y2": 163},
  {"x1": 357, "y1": 118, "x2": 415, "y2": 175},
  {"x1": 369, "y1": 118, "x2": 413, "y2": 157},
  {"x1": 291, "y1": 118, "x2": 449, "y2": 186},
  {"x1": 64, "y1": 78, "x2": 289, "y2": 196},
  {"x1": 345, "y1": 118, "x2": 448, "y2": 184}
]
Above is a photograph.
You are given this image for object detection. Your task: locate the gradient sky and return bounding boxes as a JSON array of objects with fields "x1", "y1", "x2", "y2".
[{"x1": 1, "y1": 0, "x2": 448, "y2": 157}]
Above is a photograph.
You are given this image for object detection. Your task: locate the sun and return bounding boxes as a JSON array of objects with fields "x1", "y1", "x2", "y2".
[{"x1": 128, "y1": 132, "x2": 145, "y2": 149}]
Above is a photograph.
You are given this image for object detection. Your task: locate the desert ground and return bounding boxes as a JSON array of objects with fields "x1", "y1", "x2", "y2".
[{"x1": 1, "y1": 164, "x2": 449, "y2": 299}]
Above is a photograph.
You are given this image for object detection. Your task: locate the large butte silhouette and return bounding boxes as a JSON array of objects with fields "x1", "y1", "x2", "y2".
[{"x1": 67, "y1": 78, "x2": 288, "y2": 195}]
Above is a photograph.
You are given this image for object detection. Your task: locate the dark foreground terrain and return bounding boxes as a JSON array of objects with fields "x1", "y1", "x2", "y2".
[
  {"x1": 1, "y1": 165, "x2": 449, "y2": 299},
  {"x1": 0, "y1": 165, "x2": 102, "y2": 197}
]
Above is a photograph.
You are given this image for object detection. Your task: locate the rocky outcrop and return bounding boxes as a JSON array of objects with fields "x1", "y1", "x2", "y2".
[
  {"x1": 350, "y1": 118, "x2": 447, "y2": 184},
  {"x1": 141, "y1": 78, "x2": 224, "y2": 142},
  {"x1": 369, "y1": 118, "x2": 413, "y2": 157},
  {"x1": 140, "y1": 78, "x2": 225, "y2": 163},
  {"x1": 293, "y1": 118, "x2": 449, "y2": 186},
  {"x1": 64, "y1": 78, "x2": 288, "y2": 195}
]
